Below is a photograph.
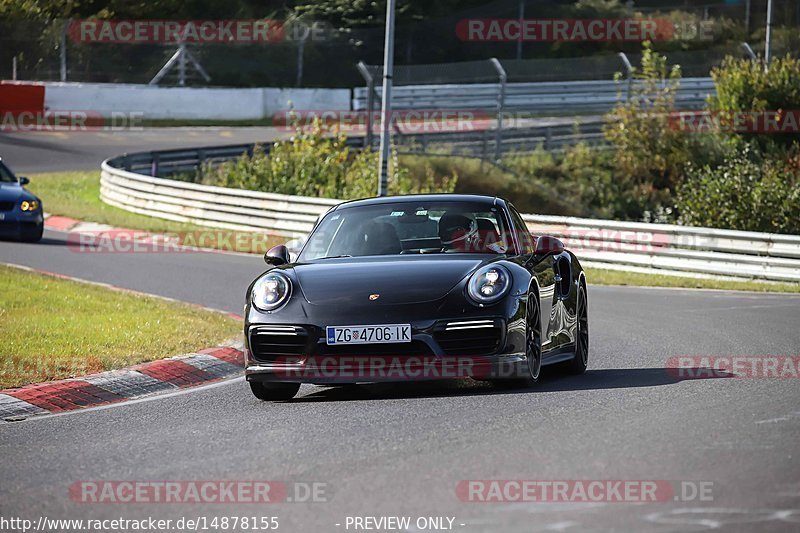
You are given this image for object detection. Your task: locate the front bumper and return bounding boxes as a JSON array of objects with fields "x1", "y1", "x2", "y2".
[
  {"x1": 0, "y1": 212, "x2": 43, "y2": 239},
  {"x1": 245, "y1": 354, "x2": 528, "y2": 384},
  {"x1": 244, "y1": 315, "x2": 528, "y2": 384}
]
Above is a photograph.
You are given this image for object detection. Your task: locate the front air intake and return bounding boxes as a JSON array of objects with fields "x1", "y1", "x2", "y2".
[
  {"x1": 248, "y1": 325, "x2": 310, "y2": 362},
  {"x1": 434, "y1": 319, "x2": 503, "y2": 356}
]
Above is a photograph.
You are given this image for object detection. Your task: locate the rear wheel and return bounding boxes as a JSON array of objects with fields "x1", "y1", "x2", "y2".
[
  {"x1": 566, "y1": 283, "x2": 588, "y2": 375},
  {"x1": 249, "y1": 381, "x2": 300, "y2": 401}
]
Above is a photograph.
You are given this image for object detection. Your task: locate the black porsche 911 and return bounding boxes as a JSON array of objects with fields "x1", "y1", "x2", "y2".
[{"x1": 244, "y1": 194, "x2": 588, "y2": 400}]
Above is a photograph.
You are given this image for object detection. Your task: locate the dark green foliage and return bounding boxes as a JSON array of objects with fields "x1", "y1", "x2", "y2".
[{"x1": 677, "y1": 145, "x2": 800, "y2": 234}]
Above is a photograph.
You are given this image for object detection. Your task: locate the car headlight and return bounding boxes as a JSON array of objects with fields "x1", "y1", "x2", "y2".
[
  {"x1": 20, "y1": 200, "x2": 39, "y2": 211},
  {"x1": 251, "y1": 271, "x2": 292, "y2": 311},
  {"x1": 467, "y1": 264, "x2": 511, "y2": 305}
]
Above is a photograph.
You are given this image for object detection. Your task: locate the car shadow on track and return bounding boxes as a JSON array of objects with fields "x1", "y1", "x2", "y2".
[
  {"x1": 288, "y1": 367, "x2": 732, "y2": 403},
  {"x1": 32, "y1": 237, "x2": 68, "y2": 246},
  {"x1": 0, "y1": 237, "x2": 66, "y2": 246},
  {"x1": 0, "y1": 132, "x2": 85, "y2": 153}
]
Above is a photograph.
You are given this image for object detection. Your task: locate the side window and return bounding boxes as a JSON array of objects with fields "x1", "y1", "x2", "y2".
[{"x1": 508, "y1": 204, "x2": 534, "y2": 254}]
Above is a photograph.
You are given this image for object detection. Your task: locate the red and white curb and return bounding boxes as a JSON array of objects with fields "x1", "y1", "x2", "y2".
[
  {"x1": 43, "y1": 214, "x2": 269, "y2": 257},
  {"x1": 46, "y1": 214, "x2": 165, "y2": 238},
  {"x1": 44, "y1": 214, "x2": 91, "y2": 232},
  {"x1": 3, "y1": 216, "x2": 263, "y2": 421},
  {"x1": 1, "y1": 261, "x2": 247, "y2": 422},
  {"x1": 45, "y1": 214, "x2": 186, "y2": 248},
  {"x1": 0, "y1": 342, "x2": 245, "y2": 422}
]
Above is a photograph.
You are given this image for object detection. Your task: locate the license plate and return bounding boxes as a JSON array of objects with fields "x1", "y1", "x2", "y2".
[{"x1": 326, "y1": 324, "x2": 411, "y2": 345}]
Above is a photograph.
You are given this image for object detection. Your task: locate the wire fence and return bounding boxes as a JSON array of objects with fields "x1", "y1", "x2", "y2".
[
  {"x1": 353, "y1": 44, "x2": 751, "y2": 159},
  {"x1": 2, "y1": 0, "x2": 798, "y2": 87},
  {"x1": 0, "y1": 20, "x2": 368, "y2": 87}
]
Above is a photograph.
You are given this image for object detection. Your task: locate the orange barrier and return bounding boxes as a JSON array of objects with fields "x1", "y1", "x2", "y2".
[{"x1": 0, "y1": 82, "x2": 46, "y2": 114}]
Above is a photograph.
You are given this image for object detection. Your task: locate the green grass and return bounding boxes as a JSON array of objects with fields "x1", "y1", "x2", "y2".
[
  {"x1": 0, "y1": 265, "x2": 242, "y2": 389},
  {"x1": 28, "y1": 171, "x2": 201, "y2": 233},
  {"x1": 27, "y1": 171, "x2": 282, "y2": 253},
  {"x1": 586, "y1": 268, "x2": 800, "y2": 294}
]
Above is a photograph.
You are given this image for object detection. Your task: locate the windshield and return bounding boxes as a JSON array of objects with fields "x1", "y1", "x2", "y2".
[
  {"x1": 299, "y1": 201, "x2": 512, "y2": 261},
  {"x1": 0, "y1": 162, "x2": 17, "y2": 183}
]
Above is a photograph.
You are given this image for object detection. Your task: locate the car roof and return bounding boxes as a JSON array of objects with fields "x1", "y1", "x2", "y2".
[{"x1": 334, "y1": 193, "x2": 505, "y2": 210}]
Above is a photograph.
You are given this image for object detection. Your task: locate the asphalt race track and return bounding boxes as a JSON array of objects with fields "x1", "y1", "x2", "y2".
[
  {"x1": 0, "y1": 128, "x2": 284, "y2": 174},
  {"x1": 0, "y1": 117, "x2": 574, "y2": 174},
  {"x1": 2, "y1": 229, "x2": 800, "y2": 532},
  {"x1": 1, "y1": 136, "x2": 800, "y2": 532}
]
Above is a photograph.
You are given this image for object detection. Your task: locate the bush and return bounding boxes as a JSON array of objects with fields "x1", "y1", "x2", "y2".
[
  {"x1": 602, "y1": 42, "x2": 694, "y2": 219},
  {"x1": 569, "y1": 0, "x2": 630, "y2": 19},
  {"x1": 402, "y1": 151, "x2": 584, "y2": 216},
  {"x1": 502, "y1": 143, "x2": 625, "y2": 218},
  {"x1": 673, "y1": 54, "x2": 800, "y2": 234},
  {"x1": 709, "y1": 55, "x2": 800, "y2": 146},
  {"x1": 204, "y1": 121, "x2": 456, "y2": 199},
  {"x1": 676, "y1": 145, "x2": 800, "y2": 234}
]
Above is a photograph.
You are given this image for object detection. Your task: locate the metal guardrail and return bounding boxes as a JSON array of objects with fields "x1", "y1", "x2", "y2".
[
  {"x1": 106, "y1": 122, "x2": 604, "y2": 179},
  {"x1": 101, "y1": 151, "x2": 800, "y2": 282},
  {"x1": 355, "y1": 74, "x2": 714, "y2": 158},
  {"x1": 108, "y1": 137, "x2": 366, "y2": 178},
  {"x1": 111, "y1": 144, "x2": 257, "y2": 178},
  {"x1": 392, "y1": 117, "x2": 606, "y2": 159},
  {"x1": 524, "y1": 215, "x2": 800, "y2": 283},
  {"x1": 353, "y1": 78, "x2": 716, "y2": 115},
  {"x1": 100, "y1": 160, "x2": 340, "y2": 236}
]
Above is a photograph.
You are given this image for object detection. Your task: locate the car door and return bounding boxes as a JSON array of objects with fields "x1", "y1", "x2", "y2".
[{"x1": 507, "y1": 204, "x2": 556, "y2": 353}]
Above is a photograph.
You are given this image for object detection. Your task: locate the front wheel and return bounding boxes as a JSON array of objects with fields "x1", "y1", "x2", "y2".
[
  {"x1": 522, "y1": 294, "x2": 542, "y2": 384},
  {"x1": 492, "y1": 293, "x2": 541, "y2": 388},
  {"x1": 566, "y1": 283, "x2": 588, "y2": 375},
  {"x1": 249, "y1": 381, "x2": 300, "y2": 401}
]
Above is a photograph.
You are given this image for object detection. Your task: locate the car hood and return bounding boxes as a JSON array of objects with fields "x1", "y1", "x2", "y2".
[
  {"x1": 0, "y1": 183, "x2": 26, "y2": 203},
  {"x1": 291, "y1": 255, "x2": 494, "y2": 305}
]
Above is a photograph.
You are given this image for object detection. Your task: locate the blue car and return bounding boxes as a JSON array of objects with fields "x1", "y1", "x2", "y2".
[{"x1": 0, "y1": 158, "x2": 44, "y2": 242}]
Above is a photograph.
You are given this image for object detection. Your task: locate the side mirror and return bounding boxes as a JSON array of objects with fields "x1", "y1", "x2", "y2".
[
  {"x1": 19, "y1": 177, "x2": 30, "y2": 185},
  {"x1": 264, "y1": 244, "x2": 290, "y2": 266},
  {"x1": 534, "y1": 235, "x2": 565, "y2": 256}
]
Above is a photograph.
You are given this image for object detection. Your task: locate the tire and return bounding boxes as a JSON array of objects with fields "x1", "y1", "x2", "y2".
[
  {"x1": 493, "y1": 293, "x2": 541, "y2": 388},
  {"x1": 249, "y1": 381, "x2": 300, "y2": 401},
  {"x1": 566, "y1": 283, "x2": 588, "y2": 375},
  {"x1": 20, "y1": 223, "x2": 43, "y2": 243}
]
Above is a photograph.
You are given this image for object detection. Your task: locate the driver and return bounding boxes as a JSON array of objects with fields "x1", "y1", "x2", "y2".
[{"x1": 438, "y1": 212, "x2": 480, "y2": 252}]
